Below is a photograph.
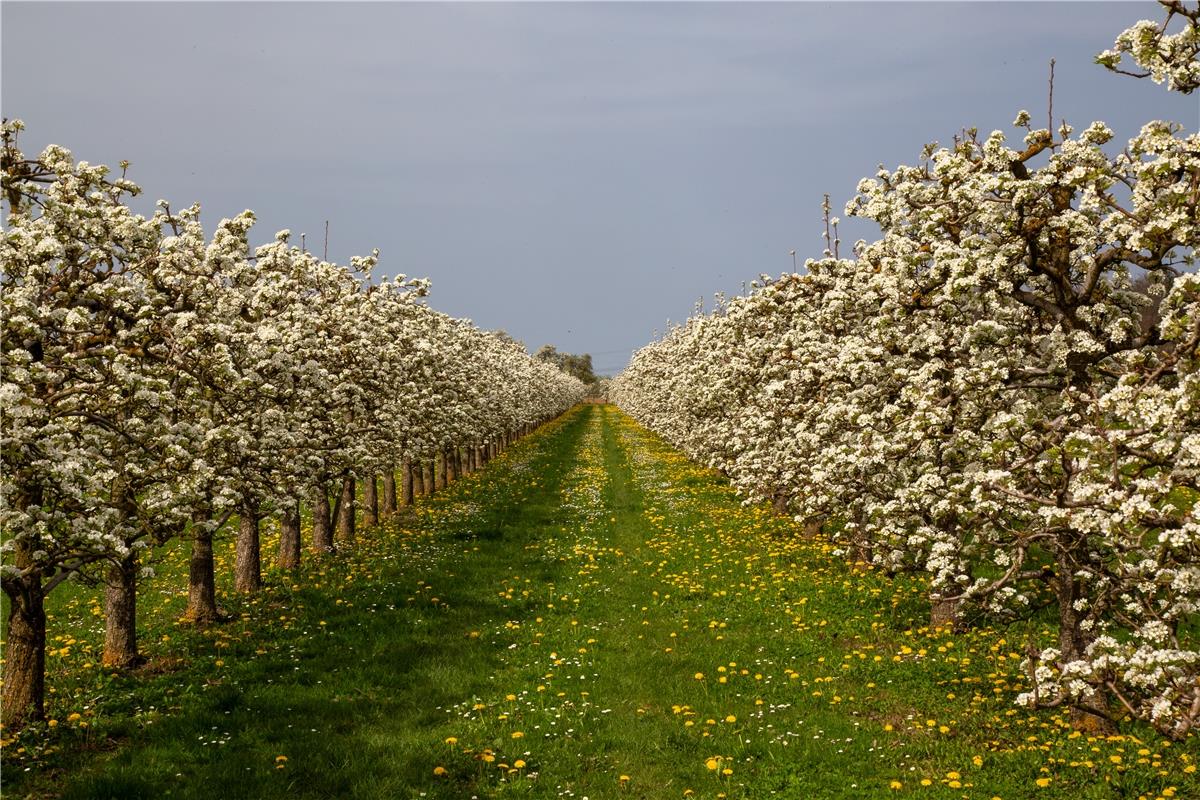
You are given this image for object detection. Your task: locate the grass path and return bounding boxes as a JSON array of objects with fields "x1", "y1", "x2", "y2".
[{"x1": 5, "y1": 405, "x2": 1197, "y2": 799}]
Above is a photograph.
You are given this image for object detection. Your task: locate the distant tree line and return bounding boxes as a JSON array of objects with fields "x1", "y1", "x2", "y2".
[{"x1": 535, "y1": 345, "x2": 597, "y2": 387}]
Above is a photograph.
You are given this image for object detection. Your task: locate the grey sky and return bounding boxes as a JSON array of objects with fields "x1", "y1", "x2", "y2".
[{"x1": 4, "y1": 2, "x2": 1197, "y2": 375}]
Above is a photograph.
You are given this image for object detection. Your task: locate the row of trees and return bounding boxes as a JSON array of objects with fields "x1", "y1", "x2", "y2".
[
  {"x1": 0, "y1": 123, "x2": 587, "y2": 729},
  {"x1": 613, "y1": 2, "x2": 1200, "y2": 739}
]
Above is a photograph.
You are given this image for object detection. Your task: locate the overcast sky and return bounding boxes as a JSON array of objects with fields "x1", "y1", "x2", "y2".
[{"x1": 4, "y1": 1, "x2": 1197, "y2": 374}]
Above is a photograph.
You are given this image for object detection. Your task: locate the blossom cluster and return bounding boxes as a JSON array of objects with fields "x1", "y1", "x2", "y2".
[{"x1": 612, "y1": 3, "x2": 1200, "y2": 739}]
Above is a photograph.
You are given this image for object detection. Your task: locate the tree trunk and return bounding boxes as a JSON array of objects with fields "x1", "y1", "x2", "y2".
[
  {"x1": 423, "y1": 461, "x2": 435, "y2": 495},
  {"x1": 403, "y1": 459, "x2": 415, "y2": 505},
  {"x1": 1056, "y1": 542, "x2": 1113, "y2": 734},
  {"x1": 336, "y1": 474, "x2": 356, "y2": 542},
  {"x1": 235, "y1": 499, "x2": 262, "y2": 593},
  {"x1": 186, "y1": 512, "x2": 220, "y2": 623},
  {"x1": 313, "y1": 484, "x2": 334, "y2": 553},
  {"x1": 278, "y1": 500, "x2": 301, "y2": 570},
  {"x1": 437, "y1": 452, "x2": 448, "y2": 490},
  {"x1": 1, "y1": 568, "x2": 46, "y2": 730},
  {"x1": 363, "y1": 474, "x2": 378, "y2": 527},
  {"x1": 103, "y1": 551, "x2": 140, "y2": 669},
  {"x1": 929, "y1": 595, "x2": 961, "y2": 630},
  {"x1": 382, "y1": 469, "x2": 397, "y2": 516},
  {"x1": 412, "y1": 460, "x2": 425, "y2": 498}
]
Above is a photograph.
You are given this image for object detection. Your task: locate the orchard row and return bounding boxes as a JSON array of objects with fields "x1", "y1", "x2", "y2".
[
  {"x1": 613, "y1": 3, "x2": 1200, "y2": 740},
  {"x1": 0, "y1": 122, "x2": 587, "y2": 729}
]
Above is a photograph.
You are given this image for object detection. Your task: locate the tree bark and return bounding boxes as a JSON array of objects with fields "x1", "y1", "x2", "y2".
[
  {"x1": 186, "y1": 511, "x2": 220, "y2": 623},
  {"x1": 103, "y1": 551, "x2": 140, "y2": 669},
  {"x1": 403, "y1": 459, "x2": 415, "y2": 505},
  {"x1": 278, "y1": 500, "x2": 301, "y2": 570},
  {"x1": 929, "y1": 595, "x2": 961, "y2": 630},
  {"x1": 363, "y1": 474, "x2": 378, "y2": 527},
  {"x1": 423, "y1": 461, "x2": 435, "y2": 495},
  {"x1": 336, "y1": 474, "x2": 356, "y2": 543},
  {"x1": 1056, "y1": 541, "x2": 1114, "y2": 733},
  {"x1": 412, "y1": 459, "x2": 425, "y2": 498},
  {"x1": 381, "y1": 469, "x2": 397, "y2": 516},
  {"x1": 235, "y1": 499, "x2": 262, "y2": 593},
  {"x1": 1, "y1": 565, "x2": 45, "y2": 730},
  {"x1": 313, "y1": 484, "x2": 334, "y2": 553},
  {"x1": 437, "y1": 452, "x2": 448, "y2": 490}
]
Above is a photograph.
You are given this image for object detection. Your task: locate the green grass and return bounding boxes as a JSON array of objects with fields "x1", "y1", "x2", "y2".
[{"x1": 3, "y1": 405, "x2": 1197, "y2": 799}]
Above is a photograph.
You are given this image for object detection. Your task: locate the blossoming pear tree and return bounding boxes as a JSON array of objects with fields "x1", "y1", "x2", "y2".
[
  {"x1": 1, "y1": 120, "x2": 586, "y2": 730},
  {"x1": 614, "y1": 1, "x2": 1199, "y2": 737}
]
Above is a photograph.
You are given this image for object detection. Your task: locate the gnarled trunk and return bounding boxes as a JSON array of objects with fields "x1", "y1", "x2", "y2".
[
  {"x1": 336, "y1": 474, "x2": 356, "y2": 542},
  {"x1": 235, "y1": 499, "x2": 262, "y2": 593},
  {"x1": 278, "y1": 500, "x2": 301, "y2": 570},
  {"x1": 312, "y1": 484, "x2": 334, "y2": 553},
  {"x1": 1056, "y1": 542, "x2": 1114, "y2": 734},
  {"x1": 363, "y1": 474, "x2": 378, "y2": 527},
  {"x1": 1, "y1": 563, "x2": 45, "y2": 730},
  {"x1": 103, "y1": 551, "x2": 140, "y2": 668},
  {"x1": 186, "y1": 511, "x2": 220, "y2": 623}
]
